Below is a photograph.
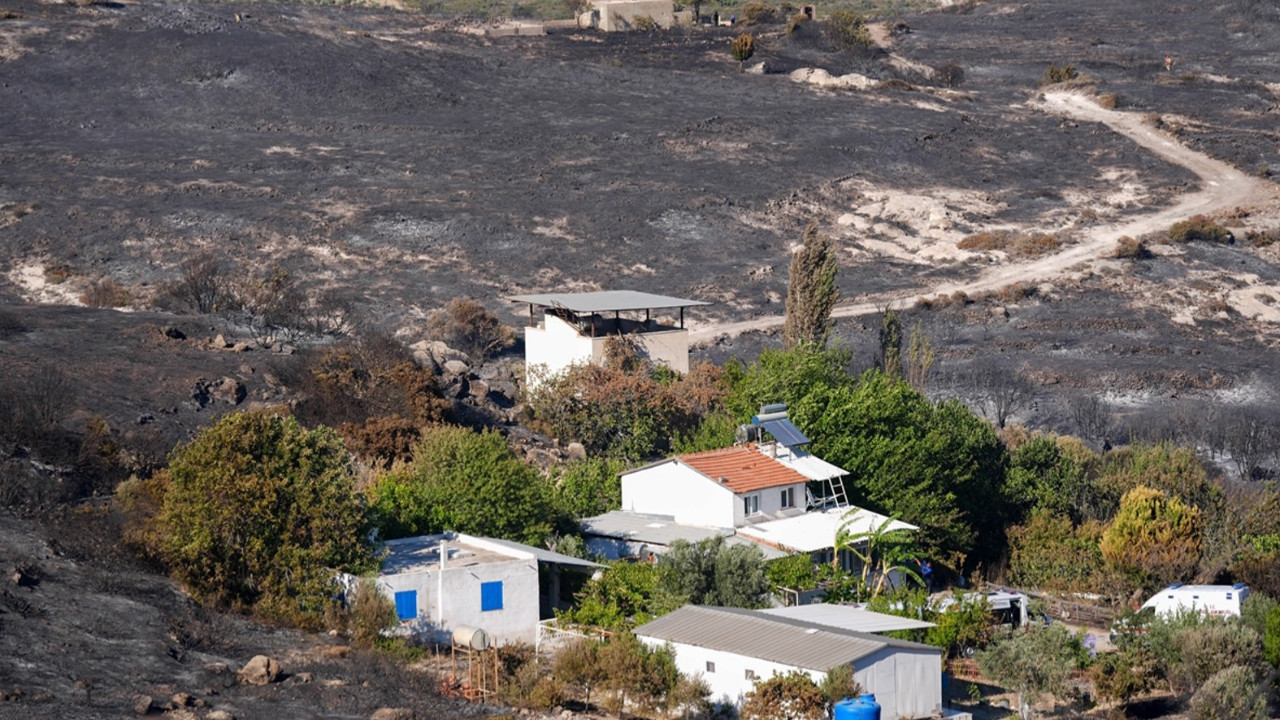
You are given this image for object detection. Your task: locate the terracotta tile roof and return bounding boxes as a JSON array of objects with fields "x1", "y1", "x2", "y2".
[{"x1": 678, "y1": 445, "x2": 808, "y2": 494}]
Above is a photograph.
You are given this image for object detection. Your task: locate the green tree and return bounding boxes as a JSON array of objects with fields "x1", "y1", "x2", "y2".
[
  {"x1": 1006, "y1": 434, "x2": 1096, "y2": 522},
  {"x1": 878, "y1": 309, "x2": 902, "y2": 378},
  {"x1": 976, "y1": 624, "x2": 1080, "y2": 720},
  {"x1": 1006, "y1": 511, "x2": 1109, "y2": 594},
  {"x1": 928, "y1": 591, "x2": 995, "y2": 659},
  {"x1": 1100, "y1": 486, "x2": 1202, "y2": 590},
  {"x1": 1089, "y1": 646, "x2": 1156, "y2": 710},
  {"x1": 659, "y1": 536, "x2": 769, "y2": 608},
  {"x1": 782, "y1": 223, "x2": 840, "y2": 350},
  {"x1": 155, "y1": 411, "x2": 375, "y2": 623},
  {"x1": 371, "y1": 425, "x2": 559, "y2": 545},
  {"x1": 818, "y1": 664, "x2": 862, "y2": 708},
  {"x1": 560, "y1": 560, "x2": 680, "y2": 630},
  {"x1": 766, "y1": 553, "x2": 819, "y2": 594},
  {"x1": 740, "y1": 670, "x2": 827, "y2": 720},
  {"x1": 554, "y1": 457, "x2": 625, "y2": 518},
  {"x1": 834, "y1": 510, "x2": 921, "y2": 600}
]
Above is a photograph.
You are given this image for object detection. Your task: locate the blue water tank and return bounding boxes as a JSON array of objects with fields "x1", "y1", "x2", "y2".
[{"x1": 834, "y1": 694, "x2": 880, "y2": 720}]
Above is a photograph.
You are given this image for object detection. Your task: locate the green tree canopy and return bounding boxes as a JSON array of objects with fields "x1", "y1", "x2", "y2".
[
  {"x1": 782, "y1": 223, "x2": 839, "y2": 350},
  {"x1": 1006, "y1": 434, "x2": 1097, "y2": 522},
  {"x1": 659, "y1": 536, "x2": 769, "y2": 608},
  {"x1": 553, "y1": 457, "x2": 625, "y2": 519},
  {"x1": 977, "y1": 624, "x2": 1080, "y2": 720},
  {"x1": 155, "y1": 411, "x2": 375, "y2": 623},
  {"x1": 740, "y1": 670, "x2": 827, "y2": 720},
  {"x1": 1100, "y1": 485, "x2": 1202, "y2": 590},
  {"x1": 370, "y1": 424, "x2": 559, "y2": 545}
]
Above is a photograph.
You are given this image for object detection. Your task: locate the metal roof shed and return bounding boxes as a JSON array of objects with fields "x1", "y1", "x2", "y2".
[{"x1": 635, "y1": 605, "x2": 941, "y2": 717}]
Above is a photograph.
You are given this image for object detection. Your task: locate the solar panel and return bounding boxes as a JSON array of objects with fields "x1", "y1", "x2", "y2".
[{"x1": 761, "y1": 419, "x2": 809, "y2": 447}]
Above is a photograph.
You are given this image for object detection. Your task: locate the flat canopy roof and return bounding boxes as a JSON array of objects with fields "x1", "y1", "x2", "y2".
[{"x1": 506, "y1": 290, "x2": 709, "y2": 313}]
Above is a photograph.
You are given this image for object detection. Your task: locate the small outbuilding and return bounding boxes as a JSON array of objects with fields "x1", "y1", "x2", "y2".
[
  {"x1": 581, "y1": 0, "x2": 675, "y2": 31},
  {"x1": 634, "y1": 605, "x2": 942, "y2": 717},
  {"x1": 355, "y1": 532, "x2": 601, "y2": 646},
  {"x1": 507, "y1": 290, "x2": 707, "y2": 387}
]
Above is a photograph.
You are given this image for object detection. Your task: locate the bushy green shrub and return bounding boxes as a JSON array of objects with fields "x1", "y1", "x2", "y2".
[
  {"x1": 1189, "y1": 665, "x2": 1269, "y2": 720},
  {"x1": 731, "y1": 33, "x2": 755, "y2": 63},
  {"x1": 823, "y1": 9, "x2": 870, "y2": 51},
  {"x1": 1168, "y1": 215, "x2": 1234, "y2": 244}
]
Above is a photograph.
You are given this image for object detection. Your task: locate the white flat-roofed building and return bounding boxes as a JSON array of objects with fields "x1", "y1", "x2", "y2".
[{"x1": 507, "y1": 290, "x2": 708, "y2": 388}]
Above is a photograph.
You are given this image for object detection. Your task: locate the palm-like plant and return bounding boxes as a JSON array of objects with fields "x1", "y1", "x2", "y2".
[{"x1": 834, "y1": 510, "x2": 922, "y2": 601}]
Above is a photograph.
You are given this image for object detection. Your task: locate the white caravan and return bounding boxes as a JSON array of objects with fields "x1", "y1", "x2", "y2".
[{"x1": 1139, "y1": 583, "x2": 1250, "y2": 619}]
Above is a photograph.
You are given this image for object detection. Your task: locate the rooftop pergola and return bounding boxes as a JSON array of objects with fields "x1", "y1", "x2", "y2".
[{"x1": 506, "y1": 290, "x2": 709, "y2": 334}]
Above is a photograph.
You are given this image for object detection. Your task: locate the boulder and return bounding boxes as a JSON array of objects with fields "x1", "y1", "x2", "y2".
[
  {"x1": 211, "y1": 334, "x2": 231, "y2": 349},
  {"x1": 206, "y1": 711, "x2": 236, "y2": 720},
  {"x1": 211, "y1": 377, "x2": 246, "y2": 405},
  {"x1": 566, "y1": 442, "x2": 587, "y2": 461},
  {"x1": 426, "y1": 340, "x2": 469, "y2": 366},
  {"x1": 237, "y1": 655, "x2": 282, "y2": 686},
  {"x1": 442, "y1": 359, "x2": 470, "y2": 377},
  {"x1": 133, "y1": 694, "x2": 153, "y2": 715}
]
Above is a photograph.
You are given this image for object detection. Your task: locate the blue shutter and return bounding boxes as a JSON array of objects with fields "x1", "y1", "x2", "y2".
[
  {"x1": 480, "y1": 581, "x2": 504, "y2": 611},
  {"x1": 393, "y1": 590, "x2": 417, "y2": 621}
]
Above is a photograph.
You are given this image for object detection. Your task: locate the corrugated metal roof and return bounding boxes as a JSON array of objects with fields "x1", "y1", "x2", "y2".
[
  {"x1": 480, "y1": 536, "x2": 605, "y2": 569},
  {"x1": 736, "y1": 507, "x2": 917, "y2": 553},
  {"x1": 679, "y1": 445, "x2": 809, "y2": 494},
  {"x1": 579, "y1": 511, "x2": 789, "y2": 559},
  {"x1": 760, "y1": 604, "x2": 936, "y2": 632},
  {"x1": 634, "y1": 606, "x2": 938, "y2": 670},
  {"x1": 506, "y1": 290, "x2": 709, "y2": 313}
]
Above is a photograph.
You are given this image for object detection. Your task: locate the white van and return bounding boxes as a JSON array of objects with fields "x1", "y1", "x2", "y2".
[
  {"x1": 1139, "y1": 583, "x2": 1250, "y2": 618},
  {"x1": 1112, "y1": 583, "x2": 1250, "y2": 640}
]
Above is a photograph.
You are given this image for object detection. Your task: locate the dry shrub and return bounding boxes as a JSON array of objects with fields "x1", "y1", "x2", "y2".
[
  {"x1": 1169, "y1": 215, "x2": 1234, "y2": 244},
  {"x1": 1114, "y1": 235, "x2": 1152, "y2": 259},
  {"x1": 742, "y1": 1, "x2": 776, "y2": 24},
  {"x1": 339, "y1": 415, "x2": 421, "y2": 469},
  {"x1": 1096, "y1": 92, "x2": 1118, "y2": 109},
  {"x1": 81, "y1": 277, "x2": 132, "y2": 308},
  {"x1": 345, "y1": 579, "x2": 396, "y2": 648},
  {"x1": 1247, "y1": 230, "x2": 1277, "y2": 248},
  {"x1": 957, "y1": 231, "x2": 1008, "y2": 252},
  {"x1": 823, "y1": 9, "x2": 870, "y2": 51},
  {"x1": 1012, "y1": 234, "x2": 1060, "y2": 257},
  {"x1": 731, "y1": 33, "x2": 755, "y2": 63},
  {"x1": 632, "y1": 15, "x2": 658, "y2": 31},
  {"x1": 877, "y1": 78, "x2": 916, "y2": 92},
  {"x1": 996, "y1": 282, "x2": 1037, "y2": 303},
  {"x1": 427, "y1": 297, "x2": 515, "y2": 363},
  {"x1": 1038, "y1": 63, "x2": 1078, "y2": 87},
  {"x1": 43, "y1": 265, "x2": 71, "y2": 284},
  {"x1": 1204, "y1": 297, "x2": 1232, "y2": 315},
  {"x1": 785, "y1": 12, "x2": 808, "y2": 34},
  {"x1": 936, "y1": 63, "x2": 964, "y2": 88}
]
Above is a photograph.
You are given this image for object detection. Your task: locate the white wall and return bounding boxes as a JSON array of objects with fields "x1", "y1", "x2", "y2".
[
  {"x1": 377, "y1": 558, "x2": 541, "y2": 646},
  {"x1": 635, "y1": 328, "x2": 691, "y2": 374},
  {"x1": 524, "y1": 313, "x2": 597, "y2": 388},
  {"x1": 636, "y1": 638, "x2": 942, "y2": 719},
  {"x1": 623, "y1": 462, "x2": 735, "y2": 528},
  {"x1": 733, "y1": 482, "x2": 807, "y2": 527},
  {"x1": 594, "y1": 0, "x2": 675, "y2": 30}
]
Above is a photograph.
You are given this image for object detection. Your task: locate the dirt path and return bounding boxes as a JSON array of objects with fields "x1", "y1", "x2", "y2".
[{"x1": 689, "y1": 90, "x2": 1280, "y2": 344}]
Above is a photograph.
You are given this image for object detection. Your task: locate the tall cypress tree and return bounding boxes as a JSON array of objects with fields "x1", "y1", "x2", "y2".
[{"x1": 782, "y1": 223, "x2": 839, "y2": 349}]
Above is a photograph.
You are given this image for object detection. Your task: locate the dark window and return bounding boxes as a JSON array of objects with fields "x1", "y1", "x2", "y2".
[
  {"x1": 393, "y1": 590, "x2": 417, "y2": 622},
  {"x1": 481, "y1": 581, "x2": 504, "y2": 611},
  {"x1": 745, "y1": 669, "x2": 757, "y2": 680},
  {"x1": 706, "y1": 661, "x2": 716, "y2": 673}
]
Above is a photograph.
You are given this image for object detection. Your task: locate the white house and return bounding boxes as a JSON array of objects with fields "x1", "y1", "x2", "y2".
[
  {"x1": 360, "y1": 533, "x2": 601, "y2": 646},
  {"x1": 506, "y1": 290, "x2": 708, "y2": 388},
  {"x1": 580, "y1": 0, "x2": 676, "y2": 30},
  {"x1": 635, "y1": 605, "x2": 943, "y2": 718},
  {"x1": 584, "y1": 410, "x2": 915, "y2": 564}
]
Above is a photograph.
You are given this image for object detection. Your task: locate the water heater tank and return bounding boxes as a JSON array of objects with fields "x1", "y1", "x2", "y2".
[{"x1": 452, "y1": 625, "x2": 489, "y2": 650}]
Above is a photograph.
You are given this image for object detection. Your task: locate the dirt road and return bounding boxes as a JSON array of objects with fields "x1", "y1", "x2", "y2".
[{"x1": 690, "y1": 90, "x2": 1280, "y2": 344}]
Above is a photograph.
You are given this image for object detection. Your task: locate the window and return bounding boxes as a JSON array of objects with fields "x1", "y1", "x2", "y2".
[
  {"x1": 743, "y1": 494, "x2": 760, "y2": 515},
  {"x1": 393, "y1": 590, "x2": 417, "y2": 622},
  {"x1": 745, "y1": 669, "x2": 757, "y2": 681},
  {"x1": 481, "y1": 581, "x2": 504, "y2": 612},
  {"x1": 705, "y1": 661, "x2": 716, "y2": 673},
  {"x1": 780, "y1": 487, "x2": 795, "y2": 509}
]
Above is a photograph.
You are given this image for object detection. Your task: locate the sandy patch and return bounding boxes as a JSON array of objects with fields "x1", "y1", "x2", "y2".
[{"x1": 8, "y1": 260, "x2": 86, "y2": 306}]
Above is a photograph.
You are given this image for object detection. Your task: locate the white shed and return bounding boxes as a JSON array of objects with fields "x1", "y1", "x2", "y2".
[{"x1": 635, "y1": 605, "x2": 942, "y2": 718}]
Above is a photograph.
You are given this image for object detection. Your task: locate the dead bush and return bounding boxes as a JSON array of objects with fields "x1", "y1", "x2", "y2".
[
  {"x1": 785, "y1": 12, "x2": 808, "y2": 34},
  {"x1": 44, "y1": 264, "x2": 71, "y2": 285},
  {"x1": 338, "y1": 415, "x2": 421, "y2": 470},
  {"x1": 957, "y1": 231, "x2": 1009, "y2": 252},
  {"x1": 342, "y1": 579, "x2": 397, "y2": 648},
  {"x1": 1246, "y1": 229, "x2": 1278, "y2": 248},
  {"x1": 935, "y1": 63, "x2": 964, "y2": 88},
  {"x1": 80, "y1": 276, "x2": 132, "y2": 308},
  {"x1": 1114, "y1": 236, "x2": 1152, "y2": 259},
  {"x1": 1012, "y1": 234, "x2": 1060, "y2": 257},
  {"x1": 632, "y1": 15, "x2": 658, "y2": 31},
  {"x1": 1096, "y1": 92, "x2": 1118, "y2": 109},
  {"x1": 877, "y1": 78, "x2": 916, "y2": 91},
  {"x1": 426, "y1": 297, "x2": 515, "y2": 363},
  {"x1": 162, "y1": 251, "x2": 230, "y2": 315},
  {"x1": 1169, "y1": 215, "x2": 1234, "y2": 244},
  {"x1": 1038, "y1": 63, "x2": 1078, "y2": 87},
  {"x1": 742, "y1": 2, "x2": 776, "y2": 24},
  {"x1": 996, "y1": 282, "x2": 1037, "y2": 303}
]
